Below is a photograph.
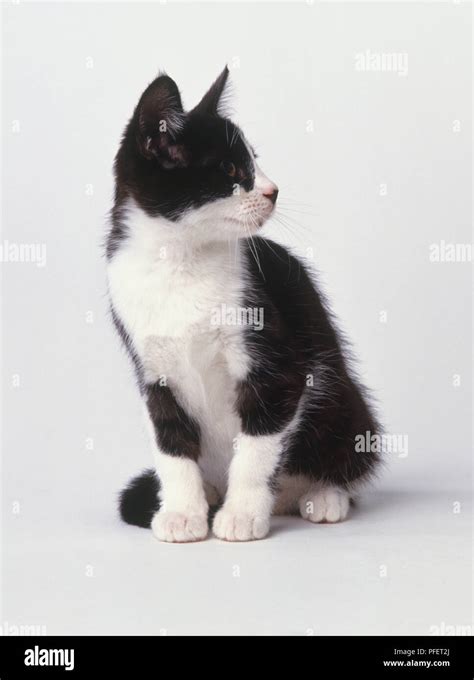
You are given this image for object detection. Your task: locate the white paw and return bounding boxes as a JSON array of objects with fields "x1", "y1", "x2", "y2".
[
  {"x1": 151, "y1": 511, "x2": 208, "y2": 543},
  {"x1": 213, "y1": 509, "x2": 270, "y2": 542},
  {"x1": 299, "y1": 487, "x2": 350, "y2": 523}
]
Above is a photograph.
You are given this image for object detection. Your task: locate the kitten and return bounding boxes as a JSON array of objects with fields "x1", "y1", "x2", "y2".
[{"x1": 107, "y1": 67, "x2": 380, "y2": 542}]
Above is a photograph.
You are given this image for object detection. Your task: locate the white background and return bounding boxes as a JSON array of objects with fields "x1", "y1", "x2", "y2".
[{"x1": 1, "y1": 1, "x2": 472, "y2": 635}]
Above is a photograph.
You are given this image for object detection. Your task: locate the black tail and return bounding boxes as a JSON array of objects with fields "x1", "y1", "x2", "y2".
[{"x1": 119, "y1": 469, "x2": 160, "y2": 528}]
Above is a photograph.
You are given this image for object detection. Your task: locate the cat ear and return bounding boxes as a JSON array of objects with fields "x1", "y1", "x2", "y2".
[
  {"x1": 191, "y1": 66, "x2": 230, "y2": 117},
  {"x1": 136, "y1": 74, "x2": 189, "y2": 167}
]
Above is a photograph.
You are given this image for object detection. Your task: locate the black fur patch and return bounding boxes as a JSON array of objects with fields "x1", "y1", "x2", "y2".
[
  {"x1": 146, "y1": 383, "x2": 201, "y2": 461},
  {"x1": 119, "y1": 469, "x2": 160, "y2": 528}
]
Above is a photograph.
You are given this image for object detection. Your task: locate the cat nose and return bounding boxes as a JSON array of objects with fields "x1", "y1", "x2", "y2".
[{"x1": 264, "y1": 187, "x2": 279, "y2": 205}]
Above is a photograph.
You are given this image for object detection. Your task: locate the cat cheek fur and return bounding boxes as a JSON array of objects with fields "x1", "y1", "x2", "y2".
[
  {"x1": 176, "y1": 189, "x2": 275, "y2": 242},
  {"x1": 108, "y1": 69, "x2": 381, "y2": 543}
]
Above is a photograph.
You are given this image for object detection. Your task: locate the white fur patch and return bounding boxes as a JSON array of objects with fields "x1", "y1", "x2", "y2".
[
  {"x1": 151, "y1": 512, "x2": 208, "y2": 543},
  {"x1": 299, "y1": 486, "x2": 350, "y2": 523},
  {"x1": 143, "y1": 409, "x2": 208, "y2": 542},
  {"x1": 213, "y1": 410, "x2": 303, "y2": 541},
  {"x1": 212, "y1": 511, "x2": 270, "y2": 542}
]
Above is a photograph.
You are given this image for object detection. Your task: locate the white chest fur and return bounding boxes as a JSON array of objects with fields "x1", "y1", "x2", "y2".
[{"x1": 106, "y1": 203, "x2": 250, "y2": 491}]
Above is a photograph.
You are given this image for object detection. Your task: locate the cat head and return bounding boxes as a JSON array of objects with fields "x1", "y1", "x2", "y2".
[{"x1": 114, "y1": 67, "x2": 278, "y2": 242}]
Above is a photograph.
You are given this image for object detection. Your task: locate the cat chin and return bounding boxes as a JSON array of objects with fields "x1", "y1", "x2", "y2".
[
  {"x1": 223, "y1": 215, "x2": 267, "y2": 231},
  {"x1": 181, "y1": 209, "x2": 271, "y2": 241}
]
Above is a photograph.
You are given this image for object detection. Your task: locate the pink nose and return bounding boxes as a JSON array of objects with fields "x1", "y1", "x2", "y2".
[{"x1": 263, "y1": 187, "x2": 279, "y2": 205}]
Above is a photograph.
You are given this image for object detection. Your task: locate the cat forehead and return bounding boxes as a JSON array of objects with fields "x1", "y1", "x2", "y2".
[{"x1": 185, "y1": 115, "x2": 252, "y2": 158}]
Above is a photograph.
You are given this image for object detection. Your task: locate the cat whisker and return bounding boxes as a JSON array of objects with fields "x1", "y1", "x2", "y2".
[
  {"x1": 245, "y1": 215, "x2": 266, "y2": 279},
  {"x1": 273, "y1": 210, "x2": 314, "y2": 235},
  {"x1": 277, "y1": 205, "x2": 319, "y2": 218}
]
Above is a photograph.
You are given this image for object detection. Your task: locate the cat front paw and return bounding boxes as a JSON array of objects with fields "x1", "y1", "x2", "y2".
[
  {"x1": 151, "y1": 511, "x2": 208, "y2": 543},
  {"x1": 213, "y1": 509, "x2": 270, "y2": 541}
]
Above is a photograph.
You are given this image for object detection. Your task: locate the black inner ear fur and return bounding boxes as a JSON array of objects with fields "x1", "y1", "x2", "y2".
[{"x1": 136, "y1": 74, "x2": 186, "y2": 164}]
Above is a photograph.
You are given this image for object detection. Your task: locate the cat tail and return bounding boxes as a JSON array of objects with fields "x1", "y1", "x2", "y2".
[{"x1": 119, "y1": 469, "x2": 160, "y2": 528}]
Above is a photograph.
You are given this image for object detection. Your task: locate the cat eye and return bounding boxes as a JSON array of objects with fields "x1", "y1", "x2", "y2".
[{"x1": 220, "y1": 160, "x2": 236, "y2": 178}]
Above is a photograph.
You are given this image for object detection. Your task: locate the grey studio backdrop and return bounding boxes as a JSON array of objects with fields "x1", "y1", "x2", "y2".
[{"x1": 1, "y1": 1, "x2": 472, "y2": 635}]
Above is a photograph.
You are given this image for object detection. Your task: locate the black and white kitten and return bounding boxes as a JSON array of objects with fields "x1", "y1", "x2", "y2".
[{"x1": 107, "y1": 68, "x2": 380, "y2": 542}]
